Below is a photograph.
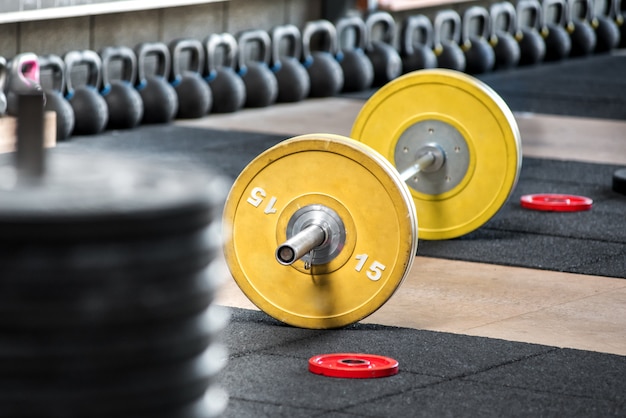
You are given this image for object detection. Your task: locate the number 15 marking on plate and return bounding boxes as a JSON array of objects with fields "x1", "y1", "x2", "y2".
[
  {"x1": 247, "y1": 187, "x2": 278, "y2": 214},
  {"x1": 354, "y1": 254, "x2": 386, "y2": 281}
]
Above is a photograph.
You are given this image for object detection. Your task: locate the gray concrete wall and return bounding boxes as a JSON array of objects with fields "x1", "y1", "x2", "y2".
[{"x1": 0, "y1": 0, "x2": 323, "y2": 58}]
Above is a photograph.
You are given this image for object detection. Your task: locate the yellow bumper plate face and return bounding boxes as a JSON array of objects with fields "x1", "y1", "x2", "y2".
[
  {"x1": 223, "y1": 134, "x2": 418, "y2": 329},
  {"x1": 352, "y1": 69, "x2": 522, "y2": 240}
]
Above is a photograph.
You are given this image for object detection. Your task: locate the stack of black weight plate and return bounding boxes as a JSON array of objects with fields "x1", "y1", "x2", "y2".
[{"x1": 0, "y1": 152, "x2": 229, "y2": 418}]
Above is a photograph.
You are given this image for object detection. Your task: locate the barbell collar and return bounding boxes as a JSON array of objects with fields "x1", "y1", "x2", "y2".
[
  {"x1": 399, "y1": 151, "x2": 435, "y2": 182},
  {"x1": 398, "y1": 144, "x2": 446, "y2": 182}
]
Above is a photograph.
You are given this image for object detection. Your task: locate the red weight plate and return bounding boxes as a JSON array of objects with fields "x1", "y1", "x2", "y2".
[
  {"x1": 520, "y1": 194, "x2": 593, "y2": 212},
  {"x1": 308, "y1": 353, "x2": 399, "y2": 379}
]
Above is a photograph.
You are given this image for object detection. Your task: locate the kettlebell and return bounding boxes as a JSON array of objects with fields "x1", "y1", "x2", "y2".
[
  {"x1": 301, "y1": 20, "x2": 344, "y2": 97},
  {"x1": 489, "y1": 2, "x2": 522, "y2": 70},
  {"x1": 236, "y1": 29, "x2": 279, "y2": 107},
  {"x1": 0, "y1": 57, "x2": 8, "y2": 115},
  {"x1": 335, "y1": 16, "x2": 374, "y2": 92},
  {"x1": 515, "y1": 0, "x2": 547, "y2": 65},
  {"x1": 38, "y1": 54, "x2": 75, "y2": 140},
  {"x1": 365, "y1": 11, "x2": 402, "y2": 86},
  {"x1": 64, "y1": 50, "x2": 108, "y2": 135},
  {"x1": 432, "y1": 10, "x2": 467, "y2": 71},
  {"x1": 461, "y1": 6, "x2": 496, "y2": 74},
  {"x1": 134, "y1": 42, "x2": 179, "y2": 124},
  {"x1": 566, "y1": 0, "x2": 598, "y2": 56},
  {"x1": 400, "y1": 14, "x2": 438, "y2": 73},
  {"x1": 5, "y1": 52, "x2": 44, "y2": 117},
  {"x1": 204, "y1": 33, "x2": 246, "y2": 113},
  {"x1": 613, "y1": 0, "x2": 626, "y2": 48},
  {"x1": 99, "y1": 46, "x2": 144, "y2": 130},
  {"x1": 169, "y1": 38, "x2": 212, "y2": 119},
  {"x1": 270, "y1": 24, "x2": 311, "y2": 102},
  {"x1": 540, "y1": 0, "x2": 573, "y2": 61},
  {"x1": 591, "y1": 0, "x2": 621, "y2": 52}
]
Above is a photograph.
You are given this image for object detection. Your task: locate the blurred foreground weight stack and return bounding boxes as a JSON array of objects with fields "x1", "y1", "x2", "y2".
[{"x1": 0, "y1": 92, "x2": 229, "y2": 417}]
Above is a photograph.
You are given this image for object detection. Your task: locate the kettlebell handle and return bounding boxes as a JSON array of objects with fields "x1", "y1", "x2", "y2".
[
  {"x1": 335, "y1": 16, "x2": 369, "y2": 54},
  {"x1": 610, "y1": 0, "x2": 623, "y2": 19},
  {"x1": 433, "y1": 10, "x2": 462, "y2": 46},
  {"x1": 541, "y1": 0, "x2": 569, "y2": 26},
  {"x1": 0, "y1": 56, "x2": 8, "y2": 92},
  {"x1": 135, "y1": 42, "x2": 172, "y2": 86},
  {"x1": 169, "y1": 38, "x2": 206, "y2": 84},
  {"x1": 270, "y1": 24, "x2": 303, "y2": 70},
  {"x1": 516, "y1": 0, "x2": 543, "y2": 31},
  {"x1": 301, "y1": 20, "x2": 340, "y2": 64},
  {"x1": 99, "y1": 46, "x2": 138, "y2": 89},
  {"x1": 64, "y1": 50, "x2": 102, "y2": 96},
  {"x1": 37, "y1": 54, "x2": 66, "y2": 93},
  {"x1": 365, "y1": 11, "x2": 397, "y2": 46},
  {"x1": 567, "y1": 0, "x2": 594, "y2": 21},
  {"x1": 462, "y1": 6, "x2": 492, "y2": 43},
  {"x1": 236, "y1": 29, "x2": 272, "y2": 73},
  {"x1": 401, "y1": 15, "x2": 434, "y2": 56},
  {"x1": 490, "y1": 2, "x2": 519, "y2": 37},
  {"x1": 204, "y1": 33, "x2": 238, "y2": 78},
  {"x1": 8, "y1": 52, "x2": 41, "y2": 90}
]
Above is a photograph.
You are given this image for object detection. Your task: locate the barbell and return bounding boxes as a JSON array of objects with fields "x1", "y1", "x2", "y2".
[{"x1": 223, "y1": 69, "x2": 522, "y2": 329}]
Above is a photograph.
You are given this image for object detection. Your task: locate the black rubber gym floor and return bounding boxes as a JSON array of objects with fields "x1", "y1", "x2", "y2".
[
  {"x1": 52, "y1": 53, "x2": 626, "y2": 417},
  {"x1": 477, "y1": 53, "x2": 626, "y2": 120},
  {"x1": 220, "y1": 308, "x2": 625, "y2": 417},
  {"x1": 344, "y1": 53, "x2": 626, "y2": 121}
]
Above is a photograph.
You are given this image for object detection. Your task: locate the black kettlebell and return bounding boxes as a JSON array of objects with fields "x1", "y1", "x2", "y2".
[
  {"x1": 400, "y1": 14, "x2": 438, "y2": 73},
  {"x1": 204, "y1": 33, "x2": 246, "y2": 113},
  {"x1": 301, "y1": 20, "x2": 344, "y2": 97},
  {"x1": 5, "y1": 52, "x2": 44, "y2": 117},
  {"x1": 540, "y1": 0, "x2": 573, "y2": 61},
  {"x1": 169, "y1": 38, "x2": 212, "y2": 119},
  {"x1": 515, "y1": 0, "x2": 547, "y2": 65},
  {"x1": 335, "y1": 16, "x2": 374, "y2": 92},
  {"x1": 38, "y1": 54, "x2": 75, "y2": 140},
  {"x1": 0, "y1": 57, "x2": 7, "y2": 115},
  {"x1": 489, "y1": 2, "x2": 522, "y2": 70},
  {"x1": 566, "y1": 0, "x2": 598, "y2": 56},
  {"x1": 591, "y1": 0, "x2": 620, "y2": 52},
  {"x1": 432, "y1": 10, "x2": 466, "y2": 71},
  {"x1": 461, "y1": 6, "x2": 496, "y2": 74},
  {"x1": 134, "y1": 42, "x2": 178, "y2": 124},
  {"x1": 365, "y1": 11, "x2": 402, "y2": 86},
  {"x1": 236, "y1": 29, "x2": 279, "y2": 107},
  {"x1": 99, "y1": 46, "x2": 144, "y2": 130},
  {"x1": 64, "y1": 50, "x2": 108, "y2": 135},
  {"x1": 270, "y1": 24, "x2": 311, "y2": 102}
]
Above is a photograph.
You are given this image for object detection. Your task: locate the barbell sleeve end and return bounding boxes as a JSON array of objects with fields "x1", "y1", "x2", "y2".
[{"x1": 275, "y1": 224, "x2": 327, "y2": 266}]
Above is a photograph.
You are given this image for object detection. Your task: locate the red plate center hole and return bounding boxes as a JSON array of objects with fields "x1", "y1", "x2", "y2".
[{"x1": 339, "y1": 358, "x2": 371, "y2": 367}]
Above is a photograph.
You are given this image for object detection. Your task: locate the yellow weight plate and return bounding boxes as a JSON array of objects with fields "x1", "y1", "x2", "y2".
[
  {"x1": 223, "y1": 134, "x2": 418, "y2": 329},
  {"x1": 351, "y1": 69, "x2": 522, "y2": 240}
]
